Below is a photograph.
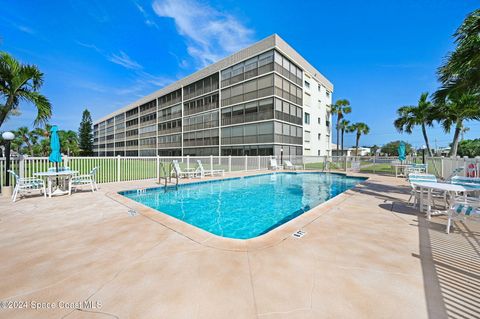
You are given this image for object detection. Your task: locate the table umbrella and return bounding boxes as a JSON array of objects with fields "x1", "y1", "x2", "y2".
[
  {"x1": 398, "y1": 141, "x2": 406, "y2": 163},
  {"x1": 48, "y1": 125, "x2": 62, "y2": 193}
]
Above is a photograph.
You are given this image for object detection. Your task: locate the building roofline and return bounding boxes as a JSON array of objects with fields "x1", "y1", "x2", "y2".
[{"x1": 94, "y1": 34, "x2": 333, "y2": 124}]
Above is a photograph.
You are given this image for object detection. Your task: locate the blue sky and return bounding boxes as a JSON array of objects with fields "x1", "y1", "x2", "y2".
[{"x1": 0, "y1": 0, "x2": 478, "y2": 148}]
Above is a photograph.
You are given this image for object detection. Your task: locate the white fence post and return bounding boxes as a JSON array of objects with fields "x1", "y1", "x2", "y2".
[
  {"x1": 244, "y1": 155, "x2": 248, "y2": 171},
  {"x1": 117, "y1": 155, "x2": 121, "y2": 182},
  {"x1": 19, "y1": 156, "x2": 25, "y2": 178},
  {"x1": 228, "y1": 155, "x2": 232, "y2": 172},
  {"x1": 258, "y1": 155, "x2": 261, "y2": 170},
  {"x1": 210, "y1": 155, "x2": 213, "y2": 173},
  {"x1": 156, "y1": 155, "x2": 160, "y2": 181},
  {"x1": 186, "y1": 155, "x2": 190, "y2": 171}
]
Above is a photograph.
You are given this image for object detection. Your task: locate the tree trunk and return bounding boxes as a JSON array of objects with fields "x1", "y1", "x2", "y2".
[
  {"x1": 341, "y1": 129, "x2": 344, "y2": 154},
  {"x1": 355, "y1": 133, "x2": 360, "y2": 156},
  {"x1": 421, "y1": 123, "x2": 433, "y2": 157},
  {"x1": 336, "y1": 116, "x2": 340, "y2": 156},
  {"x1": 0, "y1": 96, "x2": 14, "y2": 129},
  {"x1": 449, "y1": 120, "x2": 462, "y2": 157}
]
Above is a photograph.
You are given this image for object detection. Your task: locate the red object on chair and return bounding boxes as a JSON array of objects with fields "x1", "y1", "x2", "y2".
[{"x1": 467, "y1": 163, "x2": 478, "y2": 177}]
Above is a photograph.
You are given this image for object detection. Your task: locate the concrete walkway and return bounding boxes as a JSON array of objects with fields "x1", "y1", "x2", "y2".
[{"x1": 0, "y1": 172, "x2": 478, "y2": 318}]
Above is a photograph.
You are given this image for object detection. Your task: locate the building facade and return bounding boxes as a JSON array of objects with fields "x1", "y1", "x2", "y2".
[{"x1": 93, "y1": 34, "x2": 333, "y2": 157}]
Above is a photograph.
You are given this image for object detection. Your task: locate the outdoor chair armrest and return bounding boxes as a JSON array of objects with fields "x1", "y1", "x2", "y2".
[{"x1": 71, "y1": 174, "x2": 93, "y2": 180}]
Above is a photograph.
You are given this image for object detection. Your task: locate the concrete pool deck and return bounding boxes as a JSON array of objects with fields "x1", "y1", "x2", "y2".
[{"x1": 0, "y1": 171, "x2": 478, "y2": 318}]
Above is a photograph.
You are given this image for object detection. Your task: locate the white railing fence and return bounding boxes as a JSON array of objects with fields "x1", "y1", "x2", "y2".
[{"x1": 1, "y1": 155, "x2": 479, "y2": 191}]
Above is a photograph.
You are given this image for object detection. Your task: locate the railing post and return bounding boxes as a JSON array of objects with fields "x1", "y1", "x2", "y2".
[
  {"x1": 186, "y1": 155, "x2": 190, "y2": 171},
  {"x1": 117, "y1": 155, "x2": 121, "y2": 182},
  {"x1": 373, "y1": 155, "x2": 376, "y2": 174},
  {"x1": 258, "y1": 155, "x2": 261, "y2": 170},
  {"x1": 245, "y1": 155, "x2": 248, "y2": 171},
  {"x1": 156, "y1": 155, "x2": 160, "y2": 181},
  {"x1": 19, "y1": 155, "x2": 25, "y2": 178},
  {"x1": 344, "y1": 156, "x2": 347, "y2": 172},
  {"x1": 210, "y1": 155, "x2": 213, "y2": 173},
  {"x1": 228, "y1": 155, "x2": 232, "y2": 172}
]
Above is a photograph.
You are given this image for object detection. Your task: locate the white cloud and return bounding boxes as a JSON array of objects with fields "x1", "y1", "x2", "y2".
[
  {"x1": 108, "y1": 51, "x2": 143, "y2": 70},
  {"x1": 152, "y1": 0, "x2": 255, "y2": 67},
  {"x1": 133, "y1": 1, "x2": 159, "y2": 29}
]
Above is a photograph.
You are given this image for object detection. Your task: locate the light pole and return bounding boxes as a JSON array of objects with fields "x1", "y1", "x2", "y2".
[
  {"x1": 2, "y1": 131, "x2": 15, "y2": 192},
  {"x1": 280, "y1": 147, "x2": 284, "y2": 165}
]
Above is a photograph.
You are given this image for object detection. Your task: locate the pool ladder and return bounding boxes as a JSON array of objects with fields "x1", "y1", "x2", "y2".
[{"x1": 158, "y1": 162, "x2": 178, "y2": 192}]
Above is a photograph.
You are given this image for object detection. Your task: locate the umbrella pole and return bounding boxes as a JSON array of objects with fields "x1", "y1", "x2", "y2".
[{"x1": 56, "y1": 162, "x2": 59, "y2": 187}]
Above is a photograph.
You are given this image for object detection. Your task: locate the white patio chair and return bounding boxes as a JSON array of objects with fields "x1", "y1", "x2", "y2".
[
  {"x1": 171, "y1": 160, "x2": 199, "y2": 178},
  {"x1": 269, "y1": 158, "x2": 281, "y2": 170},
  {"x1": 195, "y1": 160, "x2": 224, "y2": 177},
  {"x1": 446, "y1": 198, "x2": 480, "y2": 234},
  {"x1": 68, "y1": 167, "x2": 99, "y2": 195},
  {"x1": 8, "y1": 170, "x2": 46, "y2": 202},
  {"x1": 407, "y1": 173, "x2": 446, "y2": 208},
  {"x1": 284, "y1": 160, "x2": 302, "y2": 170}
]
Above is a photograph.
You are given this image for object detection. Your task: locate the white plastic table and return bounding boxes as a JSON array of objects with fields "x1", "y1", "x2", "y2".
[
  {"x1": 34, "y1": 171, "x2": 78, "y2": 197},
  {"x1": 412, "y1": 181, "x2": 478, "y2": 219}
]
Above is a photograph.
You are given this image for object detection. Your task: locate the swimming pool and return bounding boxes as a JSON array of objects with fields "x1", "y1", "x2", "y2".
[{"x1": 120, "y1": 172, "x2": 366, "y2": 239}]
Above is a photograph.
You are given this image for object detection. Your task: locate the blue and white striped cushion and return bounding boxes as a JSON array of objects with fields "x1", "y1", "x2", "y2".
[
  {"x1": 452, "y1": 203, "x2": 480, "y2": 217},
  {"x1": 408, "y1": 173, "x2": 437, "y2": 183},
  {"x1": 451, "y1": 176, "x2": 480, "y2": 188}
]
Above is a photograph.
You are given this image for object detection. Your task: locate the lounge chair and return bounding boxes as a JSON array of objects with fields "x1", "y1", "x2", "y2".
[
  {"x1": 171, "y1": 160, "x2": 199, "y2": 178},
  {"x1": 407, "y1": 173, "x2": 446, "y2": 208},
  {"x1": 195, "y1": 160, "x2": 224, "y2": 177},
  {"x1": 68, "y1": 167, "x2": 99, "y2": 195},
  {"x1": 8, "y1": 170, "x2": 46, "y2": 202},
  {"x1": 446, "y1": 198, "x2": 480, "y2": 234},
  {"x1": 284, "y1": 160, "x2": 302, "y2": 170},
  {"x1": 269, "y1": 158, "x2": 281, "y2": 170}
]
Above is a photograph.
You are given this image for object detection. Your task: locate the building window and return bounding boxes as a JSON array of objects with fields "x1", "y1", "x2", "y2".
[
  {"x1": 326, "y1": 90, "x2": 331, "y2": 98},
  {"x1": 318, "y1": 84, "x2": 321, "y2": 91},
  {"x1": 318, "y1": 117, "x2": 321, "y2": 124},
  {"x1": 318, "y1": 133, "x2": 321, "y2": 140},
  {"x1": 304, "y1": 80, "x2": 310, "y2": 89},
  {"x1": 304, "y1": 112, "x2": 310, "y2": 125}
]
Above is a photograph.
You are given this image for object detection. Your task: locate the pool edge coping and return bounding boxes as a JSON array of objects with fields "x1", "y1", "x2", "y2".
[{"x1": 109, "y1": 170, "x2": 369, "y2": 252}]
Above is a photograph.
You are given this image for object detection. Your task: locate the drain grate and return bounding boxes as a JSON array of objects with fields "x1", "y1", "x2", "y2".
[
  {"x1": 128, "y1": 209, "x2": 138, "y2": 217},
  {"x1": 292, "y1": 230, "x2": 306, "y2": 238}
]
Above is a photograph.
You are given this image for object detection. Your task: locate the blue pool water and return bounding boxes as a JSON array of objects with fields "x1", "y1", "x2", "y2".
[{"x1": 120, "y1": 172, "x2": 366, "y2": 239}]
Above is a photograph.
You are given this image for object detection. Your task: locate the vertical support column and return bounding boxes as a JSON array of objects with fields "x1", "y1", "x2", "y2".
[
  {"x1": 186, "y1": 155, "x2": 190, "y2": 171},
  {"x1": 245, "y1": 155, "x2": 248, "y2": 172},
  {"x1": 344, "y1": 155, "x2": 347, "y2": 172},
  {"x1": 117, "y1": 155, "x2": 121, "y2": 182},
  {"x1": 373, "y1": 155, "x2": 376, "y2": 174},
  {"x1": 258, "y1": 155, "x2": 261, "y2": 170},
  {"x1": 228, "y1": 155, "x2": 232, "y2": 173}
]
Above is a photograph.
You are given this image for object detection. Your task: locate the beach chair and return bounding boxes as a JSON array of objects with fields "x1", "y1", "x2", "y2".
[
  {"x1": 68, "y1": 167, "x2": 99, "y2": 195},
  {"x1": 446, "y1": 199, "x2": 480, "y2": 234},
  {"x1": 284, "y1": 160, "x2": 302, "y2": 170},
  {"x1": 171, "y1": 160, "x2": 198, "y2": 178},
  {"x1": 269, "y1": 158, "x2": 281, "y2": 170},
  {"x1": 195, "y1": 160, "x2": 224, "y2": 177},
  {"x1": 8, "y1": 170, "x2": 46, "y2": 202}
]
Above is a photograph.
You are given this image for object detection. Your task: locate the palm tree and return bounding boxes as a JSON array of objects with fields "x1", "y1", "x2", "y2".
[
  {"x1": 0, "y1": 52, "x2": 52, "y2": 128},
  {"x1": 434, "y1": 9, "x2": 480, "y2": 102},
  {"x1": 394, "y1": 92, "x2": 435, "y2": 157},
  {"x1": 59, "y1": 130, "x2": 79, "y2": 156},
  {"x1": 338, "y1": 119, "x2": 350, "y2": 153},
  {"x1": 330, "y1": 99, "x2": 351, "y2": 155},
  {"x1": 347, "y1": 122, "x2": 370, "y2": 156},
  {"x1": 437, "y1": 92, "x2": 480, "y2": 157},
  {"x1": 14, "y1": 126, "x2": 39, "y2": 155}
]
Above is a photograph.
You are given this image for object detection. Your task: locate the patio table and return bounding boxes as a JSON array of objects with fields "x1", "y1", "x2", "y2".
[
  {"x1": 412, "y1": 181, "x2": 478, "y2": 220},
  {"x1": 34, "y1": 171, "x2": 78, "y2": 198}
]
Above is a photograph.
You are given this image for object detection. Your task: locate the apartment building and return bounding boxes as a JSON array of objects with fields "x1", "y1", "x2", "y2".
[{"x1": 93, "y1": 34, "x2": 333, "y2": 157}]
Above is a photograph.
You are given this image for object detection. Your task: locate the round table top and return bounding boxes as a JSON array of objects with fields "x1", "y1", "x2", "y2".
[
  {"x1": 34, "y1": 170, "x2": 78, "y2": 177},
  {"x1": 412, "y1": 181, "x2": 478, "y2": 192}
]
